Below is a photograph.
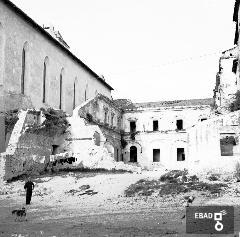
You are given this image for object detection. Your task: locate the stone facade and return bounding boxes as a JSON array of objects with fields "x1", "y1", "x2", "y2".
[
  {"x1": 214, "y1": 1, "x2": 240, "y2": 112},
  {"x1": 0, "y1": 0, "x2": 113, "y2": 152},
  {"x1": 3, "y1": 0, "x2": 240, "y2": 181},
  {"x1": 214, "y1": 47, "x2": 239, "y2": 112},
  {"x1": 74, "y1": 94, "x2": 122, "y2": 162},
  {"x1": 120, "y1": 99, "x2": 213, "y2": 169}
]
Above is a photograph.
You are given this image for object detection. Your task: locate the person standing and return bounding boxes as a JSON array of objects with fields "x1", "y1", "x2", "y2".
[{"x1": 24, "y1": 177, "x2": 35, "y2": 205}]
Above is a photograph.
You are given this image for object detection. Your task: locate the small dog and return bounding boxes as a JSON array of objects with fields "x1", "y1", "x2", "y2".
[
  {"x1": 12, "y1": 207, "x2": 27, "y2": 221},
  {"x1": 181, "y1": 196, "x2": 196, "y2": 219}
]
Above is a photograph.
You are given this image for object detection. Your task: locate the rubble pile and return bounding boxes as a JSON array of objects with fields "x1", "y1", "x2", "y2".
[
  {"x1": 78, "y1": 146, "x2": 139, "y2": 172},
  {"x1": 65, "y1": 185, "x2": 98, "y2": 196}
]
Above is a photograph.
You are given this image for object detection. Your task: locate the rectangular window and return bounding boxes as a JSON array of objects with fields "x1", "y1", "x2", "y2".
[
  {"x1": 153, "y1": 120, "x2": 158, "y2": 131},
  {"x1": 153, "y1": 149, "x2": 160, "y2": 162},
  {"x1": 130, "y1": 121, "x2": 136, "y2": 133},
  {"x1": 104, "y1": 111, "x2": 108, "y2": 124},
  {"x1": 177, "y1": 148, "x2": 185, "y2": 161},
  {"x1": 232, "y1": 59, "x2": 238, "y2": 74},
  {"x1": 111, "y1": 113, "x2": 115, "y2": 126},
  {"x1": 220, "y1": 136, "x2": 236, "y2": 156},
  {"x1": 52, "y1": 145, "x2": 59, "y2": 155},
  {"x1": 176, "y1": 120, "x2": 183, "y2": 130},
  {"x1": 117, "y1": 117, "x2": 121, "y2": 128}
]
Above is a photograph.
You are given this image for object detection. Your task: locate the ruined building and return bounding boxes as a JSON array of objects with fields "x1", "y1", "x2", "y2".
[
  {"x1": 1, "y1": 0, "x2": 240, "y2": 181},
  {"x1": 214, "y1": 0, "x2": 240, "y2": 112},
  {"x1": 0, "y1": 0, "x2": 113, "y2": 153},
  {"x1": 117, "y1": 99, "x2": 213, "y2": 169}
]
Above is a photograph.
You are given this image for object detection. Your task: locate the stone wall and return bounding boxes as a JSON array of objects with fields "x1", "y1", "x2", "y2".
[
  {"x1": 0, "y1": 1, "x2": 113, "y2": 151},
  {"x1": 188, "y1": 111, "x2": 240, "y2": 172},
  {"x1": 1, "y1": 109, "x2": 71, "y2": 180},
  {"x1": 122, "y1": 105, "x2": 211, "y2": 132},
  {"x1": 0, "y1": 1, "x2": 112, "y2": 115},
  {"x1": 122, "y1": 104, "x2": 212, "y2": 169},
  {"x1": 74, "y1": 94, "x2": 123, "y2": 161}
]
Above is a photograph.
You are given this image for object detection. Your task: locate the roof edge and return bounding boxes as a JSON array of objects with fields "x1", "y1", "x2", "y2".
[{"x1": 2, "y1": 0, "x2": 114, "y2": 91}]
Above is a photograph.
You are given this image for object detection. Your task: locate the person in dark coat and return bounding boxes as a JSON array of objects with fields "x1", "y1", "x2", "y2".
[{"x1": 24, "y1": 177, "x2": 35, "y2": 205}]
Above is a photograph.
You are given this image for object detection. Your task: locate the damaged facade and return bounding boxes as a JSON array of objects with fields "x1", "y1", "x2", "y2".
[
  {"x1": 214, "y1": 0, "x2": 240, "y2": 112},
  {"x1": 2, "y1": 0, "x2": 240, "y2": 180},
  {"x1": 0, "y1": 0, "x2": 113, "y2": 153},
  {"x1": 119, "y1": 99, "x2": 213, "y2": 170}
]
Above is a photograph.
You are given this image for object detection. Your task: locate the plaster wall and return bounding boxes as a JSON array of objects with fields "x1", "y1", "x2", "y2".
[
  {"x1": 0, "y1": 1, "x2": 112, "y2": 115},
  {"x1": 122, "y1": 106, "x2": 211, "y2": 133}
]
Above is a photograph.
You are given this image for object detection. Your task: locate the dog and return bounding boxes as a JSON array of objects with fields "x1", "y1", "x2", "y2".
[
  {"x1": 186, "y1": 195, "x2": 195, "y2": 207},
  {"x1": 181, "y1": 196, "x2": 196, "y2": 219},
  {"x1": 12, "y1": 207, "x2": 27, "y2": 221}
]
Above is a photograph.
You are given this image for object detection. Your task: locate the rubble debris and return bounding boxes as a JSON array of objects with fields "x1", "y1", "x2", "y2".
[
  {"x1": 65, "y1": 185, "x2": 98, "y2": 196},
  {"x1": 5, "y1": 109, "x2": 19, "y2": 135}
]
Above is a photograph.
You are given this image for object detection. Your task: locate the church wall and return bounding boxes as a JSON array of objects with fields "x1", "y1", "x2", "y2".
[{"x1": 0, "y1": 1, "x2": 112, "y2": 115}]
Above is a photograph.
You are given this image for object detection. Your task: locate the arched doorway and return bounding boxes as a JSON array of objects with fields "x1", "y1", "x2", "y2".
[{"x1": 130, "y1": 146, "x2": 137, "y2": 162}]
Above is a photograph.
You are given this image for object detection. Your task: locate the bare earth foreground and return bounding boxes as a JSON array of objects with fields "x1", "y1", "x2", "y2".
[{"x1": 0, "y1": 171, "x2": 240, "y2": 237}]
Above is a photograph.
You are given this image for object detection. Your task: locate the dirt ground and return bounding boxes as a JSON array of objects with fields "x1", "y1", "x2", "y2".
[{"x1": 0, "y1": 171, "x2": 240, "y2": 237}]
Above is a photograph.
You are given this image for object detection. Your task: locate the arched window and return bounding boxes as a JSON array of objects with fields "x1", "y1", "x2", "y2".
[
  {"x1": 20, "y1": 42, "x2": 29, "y2": 95},
  {"x1": 42, "y1": 57, "x2": 49, "y2": 103},
  {"x1": 0, "y1": 23, "x2": 5, "y2": 90},
  {"x1": 130, "y1": 146, "x2": 137, "y2": 162},
  {"x1": 21, "y1": 47, "x2": 26, "y2": 94},
  {"x1": 85, "y1": 84, "x2": 88, "y2": 101},
  {"x1": 42, "y1": 61, "x2": 47, "y2": 103},
  {"x1": 59, "y1": 70, "x2": 63, "y2": 109},
  {"x1": 73, "y1": 79, "x2": 76, "y2": 109}
]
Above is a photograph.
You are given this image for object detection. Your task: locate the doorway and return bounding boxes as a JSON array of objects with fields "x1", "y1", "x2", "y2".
[{"x1": 130, "y1": 146, "x2": 137, "y2": 162}]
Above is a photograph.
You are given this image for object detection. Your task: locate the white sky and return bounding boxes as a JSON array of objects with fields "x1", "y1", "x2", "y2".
[{"x1": 11, "y1": 0, "x2": 236, "y2": 102}]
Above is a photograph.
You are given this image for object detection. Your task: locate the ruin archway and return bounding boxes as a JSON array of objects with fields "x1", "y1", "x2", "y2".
[{"x1": 130, "y1": 146, "x2": 137, "y2": 162}]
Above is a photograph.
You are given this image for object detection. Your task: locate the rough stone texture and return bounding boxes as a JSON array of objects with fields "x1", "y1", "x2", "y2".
[
  {"x1": 1, "y1": 109, "x2": 71, "y2": 180},
  {"x1": 74, "y1": 94, "x2": 122, "y2": 161},
  {"x1": 214, "y1": 57, "x2": 238, "y2": 112}
]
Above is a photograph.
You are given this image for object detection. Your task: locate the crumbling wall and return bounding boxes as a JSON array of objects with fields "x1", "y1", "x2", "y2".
[
  {"x1": 188, "y1": 111, "x2": 240, "y2": 172},
  {"x1": 2, "y1": 109, "x2": 72, "y2": 180},
  {"x1": 76, "y1": 93, "x2": 122, "y2": 131},
  {"x1": 4, "y1": 91, "x2": 34, "y2": 112},
  {"x1": 214, "y1": 47, "x2": 239, "y2": 113},
  {"x1": 73, "y1": 94, "x2": 123, "y2": 160}
]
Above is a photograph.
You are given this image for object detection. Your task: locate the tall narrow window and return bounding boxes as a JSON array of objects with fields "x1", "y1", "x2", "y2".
[
  {"x1": 42, "y1": 61, "x2": 47, "y2": 103},
  {"x1": 153, "y1": 120, "x2": 158, "y2": 131},
  {"x1": 117, "y1": 117, "x2": 121, "y2": 128},
  {"x1": 153, "y1": 149, "x2": 160, "y2": 162},
  {"x1": 130, "y1": 146, "x2": 137, "y2": 162},
  {"x1": 21, "y1": 48, "x2": 26, "y2": 94},
  {"x1": 73, "y1": 81, "x2": 76, "y2": 109},
  {"x1": 59, "y1": 72, "x2": 63, "y2": 109},
  {"x1": 104, "y1": 109, "x2": 108, "y2": 124},
  {"x1": 177, "y1": 148, "x2": 185, "y2": 161},
  {"x1": 85, "y1": 84, "x2": 88, "y2": 101},
  {"x1": 111, "y1": 113, "x2": 115, "y2": 126},
  {"x1": 130, "y1": 121, "x2": 136, "y2": 133},
  {"x1": 176, "y1": 119, "x2": 183, "y2": 130}
]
